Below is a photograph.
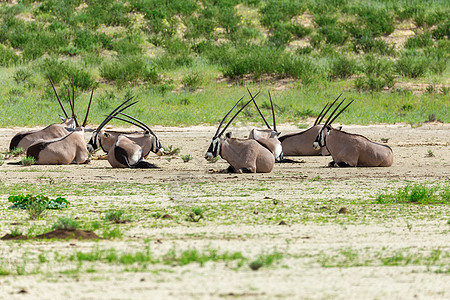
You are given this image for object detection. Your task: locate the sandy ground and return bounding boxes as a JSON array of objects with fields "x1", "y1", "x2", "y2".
[{"x1": 0, "y1": 123, "x2": 449, "y2": 300}]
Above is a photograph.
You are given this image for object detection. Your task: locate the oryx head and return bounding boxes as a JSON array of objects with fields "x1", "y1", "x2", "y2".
[
  {"x1": 110, "y1": 112, "x2": 164, "y2": 156},
  {"x1": 313, "y1": 95, "x2": 353, "y2": 150},
  {"x1": 87, "y1": 97, "x2": 137, "y2": 153},
  {"x1": 205, "y1": 93, "x2": 260, "y2": 162}
]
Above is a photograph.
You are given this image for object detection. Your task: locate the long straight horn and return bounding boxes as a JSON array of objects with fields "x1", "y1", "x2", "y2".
[
  {"x1": 218, "y1": 91, "x2": 260, "y2": 137},
  {"x1": 268, "y1": 91, "x2": 276, "y2": 132},
  {"x1": 328, "y1": 99, "x2": 354, "y2": 126},
  {"x1": 109, "y1": 116, "x2": 148, "y2": 132},
  {"x1": 71, "y1": 77, "x2": 79, "y2": 127},
  {"x1": 82, "y1": 87, "x2": 95, "y2": 127},
  {"x1": 247, "y1": 88, "x2": 271, "y2": 129},
  {"x1": 95, "y1": 97, "x2": 136, "y2": 132},
  {"x1": 118, "y1": 112, "x2": 155, "y2": 136},
  {"x1": 48, "y1": 76, "x2": 69, "y2": 119},
  {"x1": 323, "y1": 98, "x2": 346, "y2": 128},
  {"x1": 214, "y1": 96, "x2": 245, "y2": 138},
  {"x1": 314, "y1": 102, "x2": 329, "y2": 126},
  {"x1": 317, "y1": 92, "x2": 343, "y2": 125}
]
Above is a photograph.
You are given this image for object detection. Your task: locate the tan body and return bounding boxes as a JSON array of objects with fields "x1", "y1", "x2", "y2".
[
  {"x1": 220, "y1": 137, "x2": 275, "y2": 173},
  {"x1": 279, "y1": 125, "x2": 330, "y2": 156},
  {"x1": 107, "y1": 135, "x2": 152, "y2": 168},
  {"x1": 9, "y1": 119, "x2": 74, "y2": 152},
  {"x1": 26, "y1": 130, "x2": 89, "y2": 165},
  {"x1": 320, "y1": 129, "x2": 393, "y2": 167},
  {"x1": 248, "y1": 128, "x2": 282, "y2": 160},
  {"x1": 98, "y1": 130, "x2": 156, "y2": 157}
]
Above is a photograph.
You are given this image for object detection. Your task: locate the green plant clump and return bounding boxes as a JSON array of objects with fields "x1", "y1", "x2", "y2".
[
  {"x1": 8, "y1": 194, "x2": 70, "y2": 209},
  {"x1": 52, "y1": 216, "x2": 80, "y2": 231},
  {"x1": 376, "y1": 184, "x2": 449, "y2": 204}
]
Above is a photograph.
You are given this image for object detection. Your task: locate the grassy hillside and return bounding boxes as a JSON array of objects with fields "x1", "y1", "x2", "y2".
[{"x1": 0, "y1": 0, "x2": 448, "y2": 127}]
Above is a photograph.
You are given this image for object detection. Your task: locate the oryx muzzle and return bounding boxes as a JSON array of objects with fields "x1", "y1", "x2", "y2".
[
  {"x1": 205, "y1": 92, "x2": 276, "y2": 173},
  {"x1": 312, "y1": 98, "x2": 393, "y2": 167}
]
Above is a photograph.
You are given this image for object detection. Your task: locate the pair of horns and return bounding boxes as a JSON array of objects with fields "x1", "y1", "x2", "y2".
[
  {"x1": 313, "y1": 93, "x2": 343, "y2": 126},
  {"x1": 247, "y1": 88, "x2": 277, "y2": 132},
  {"x1": 110, "y1": 112, "x2": 157, "y2": 137},
  {"x1": 321, "y1": 93, "x2": 353, "y2": 128},
  {"x1": 49, "y1": 76, "x2": 94, "y2": 127},
  {"x1": 214, "y1": 91, "x2": 261, "y2": 138},
  {"x1": 95, "y1": 97, "x2": 137, "y2": 134}
]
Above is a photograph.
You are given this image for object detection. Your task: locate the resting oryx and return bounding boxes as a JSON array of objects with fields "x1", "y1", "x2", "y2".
[
  {"x1": 106, "y1": 135, "x2": 157, "y2": 168},
  {"x1": 278, "y1": 94, "x2": 344, "y2": 156},
  {"x1": 313, "y1": 99, "x2": 394, "y2": 167},
  {"x1": 247, "y1": 90, "x2": 283, "y2": 160},
  {"x1": 87, "y1": 100, "x2": 163, "y2": 158},
  {"x1": 26, "y1": 82, "x2": 94, "y2": 165},
  {"x1": 9, "y1": 77, "x2": 82, "y2": 152},
  {"x1": 205, "y1": 93, "x2": 276, "y2": 173}
]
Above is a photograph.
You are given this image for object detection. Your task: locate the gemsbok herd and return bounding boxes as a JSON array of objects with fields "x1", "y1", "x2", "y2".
[{"x1": 7, "y1": 79, "x2": 393, "y2": 172}]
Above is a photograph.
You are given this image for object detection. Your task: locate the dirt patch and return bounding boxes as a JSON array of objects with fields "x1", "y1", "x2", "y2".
[{"x1": 1, "y1": 230, "x2": 99, "y2": 240}]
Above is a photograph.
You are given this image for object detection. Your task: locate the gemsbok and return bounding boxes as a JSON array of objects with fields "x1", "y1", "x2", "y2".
[
  {"x1": 278, "y1": 94, "x2": 343, "y2": 156},
  {"x1": 313, "y1": 99, "x2": 394, "y2": 167},
  {"x1": 87, "y1": 101, "x2": 163, "y2": 158},
  {"x1": 247, "y1": 90, "x2": 282, "y2": 160},
  {"x1": 25, "y1": 82, "x2": 94, "y2": 165},
  {"x1": 9, "y1": 77, "x2": 84, "y2": 152},
  {"x1": 205, "y1": 93, "x2": 276, "y2": 173},
  {"x1": 106, "y1": 135, "x2": 157, "y2": 169}
]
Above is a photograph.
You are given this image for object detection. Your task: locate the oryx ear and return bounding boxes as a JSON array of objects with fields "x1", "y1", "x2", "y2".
[
  {"x1": 59, "y1": 114, "x2": 65, "y2": 121},
  {"x1": 335, "y1": 126, "x2": 342, "y2": 131},
  {"x1": 225, "y1": 132, "x2": 232, "y2": 139}
]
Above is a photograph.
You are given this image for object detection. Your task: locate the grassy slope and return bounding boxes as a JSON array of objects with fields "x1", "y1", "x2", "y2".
[{"x1": 0, "y1": 0, "x2": 448, "y2": 127}]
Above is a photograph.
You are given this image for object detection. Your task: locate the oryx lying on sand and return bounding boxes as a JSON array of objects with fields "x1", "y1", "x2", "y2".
[
  {"x1": 87, "y1": 99, "x2": 163, "y2": 158},
  {"x1": 247, "y1": 90, "x2": 283, "y2": 160},
  {"x1": 278, "y1": 94, "x2": 344, "y2": 156},
  {"x1": 9, "y1": 77, "x2": 84, "y2": 152},
  {"x1": 107, "y1": 135, "x2": 157, "y2": 168},
  {"x1": 205, "y1": 93, "x2": 276, "y2": 173},
  {"x1": 26, "y1": 81, "x2": 94, "y2": 165},
  {"x1": 313, "y1": 98, "x2": 394, "y2": 167}
]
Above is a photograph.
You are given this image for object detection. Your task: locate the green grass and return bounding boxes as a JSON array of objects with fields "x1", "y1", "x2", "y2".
[
  {"x1": 376, "y1": 184, "x2": 450, "y2": 205},
  {"x1": 0, "y1": 0, "x2": 447, "y2": 127}
]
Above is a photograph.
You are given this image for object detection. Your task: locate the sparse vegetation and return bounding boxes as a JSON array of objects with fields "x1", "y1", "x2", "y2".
[
  {"x1": 21, "y1": 156, "x2": 35, "y2": 166},
  {"x1": 181, "y1": 154, "x2": 193, "y2": 162},
  {"x1": 52, "y1": 216, "x2": 80, "y2": 231},
  {"x1": 104, "y1": 210, "x2": 131, "y2": 223},
  {"x1": 376, "y1": 184, "x2": 449, "y2": 205}
]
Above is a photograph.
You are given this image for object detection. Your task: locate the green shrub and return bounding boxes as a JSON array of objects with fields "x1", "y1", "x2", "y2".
[
  {"x1": 52, "y1": 216, "x2": 80, "y2": 230},
  {"x1": 104, "y1": 210, "x2": 130, "y2": 223},
  {"x1": 182, "y1": 72, "x2": 202, "y2": 91},
  {"x1": 405, "y1": 33, "x2": 434, "y2": 49},
  {"x1": 395, "y1": 50, "x2": 429, "y2": 78},
  {"x1": 8, "y1": 194, "x2": 70, "y2": 209},
  {"x1": 13, "y1": 68, "x2": 32, "y2": 84},
  {"x1": 259, "y1": 0, "x2": 305, "y2": 27},
  {"x1": 100, "y1": 55, "x2": 159, "y2": 86},
  {"x1": 0, "y1": 44, "x2": 20, "y2": 66},
  {"x1": 432, "y1": 21, "x2": 450, "y2": 40},
  {"x1": 329, "y1": 56, "x2": 358, "y2": 79},
  {"x1": 21, "y1": 156, "x2": 35, "y2": 166}
]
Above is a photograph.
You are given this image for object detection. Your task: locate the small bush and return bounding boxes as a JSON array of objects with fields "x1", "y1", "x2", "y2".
[
  {"x1": 100, "y1": 55, "x2": 159, "y2": 86},
  {"x1": 13, "y1": 69, "x2": 32, "y2": 84},
  {"x1": 26, "y1": 201, "x2": 47, "y2": 220},
  {"x1": 10, "y1": 228, "x2": 23, "y2": 238},
  {"x1": 0, "y1": 44, "x2": 20, "y2": 67},
  {"x1": 395, "y1": 51, "x2": 428, "y2": 78},
  {"x1": 181, "y1": 154, "x2": 192, "y2": 162},
  {"x1": 104, "y1": 210, "x2": 130, "y2": 223},
  {"x1": 404, "y1": 33, "x2": 434, "y2": 49},
  {"x1": 8, "y1": 194, "x2": 70, "y2": 209},
  {"x1": 328, "y1": 56, "x2": 358, "y2": 79},
  {"x1": 52, "y1": 216, "x2": 80, "y2": 230},
  {"x1": 21, "y1": 156, "x2": 35, "y2": 166},
  {"x1": 182, "y1": 72, "x2": 202, "y2": 91},
  {"x1": 102, "y1": 226, "x2": 123, "y2": 239}
]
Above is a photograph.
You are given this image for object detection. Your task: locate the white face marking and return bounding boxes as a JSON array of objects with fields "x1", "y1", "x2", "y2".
[{"x1": 274, "y1": 144, "x2": 282, "y2": 159}]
